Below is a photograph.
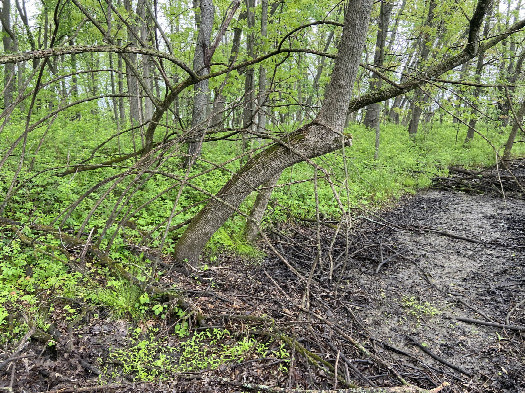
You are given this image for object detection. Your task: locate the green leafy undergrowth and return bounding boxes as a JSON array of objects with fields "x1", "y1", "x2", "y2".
[
  {"x1": 0, "y1": 229, "x2": 174, "y2": 343},
  {"x1": 270, "y1": 122, "x2": 525, "y2": 221},
  {"x1": 1, "y1": 115, "x2": 523, "y2": 331},
  {"x1": 2, "y1": 113, "x2": 522, "y2": 260},
  {"x1": 103, "y1": 327, "x2": 290, "y2": 382}
]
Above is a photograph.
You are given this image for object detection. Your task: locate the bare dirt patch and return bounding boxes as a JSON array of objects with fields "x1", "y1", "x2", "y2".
[{"x1": 1, "y1": 160, "x2": 524, "y2": 393}]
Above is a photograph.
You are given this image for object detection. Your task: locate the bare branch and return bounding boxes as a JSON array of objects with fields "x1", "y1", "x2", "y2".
[{"x1": 348, "y1": 16, "x2": 525, "y2": 112}]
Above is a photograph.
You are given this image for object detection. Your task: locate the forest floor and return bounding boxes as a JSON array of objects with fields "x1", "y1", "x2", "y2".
[{"x1": 1, "y1": 159, "x2": 524, "y2": 393}]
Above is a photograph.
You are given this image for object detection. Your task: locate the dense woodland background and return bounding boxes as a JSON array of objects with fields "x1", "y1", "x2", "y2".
[{"x1": 0, "y1": 0, "x2": 525, "y2": 388}]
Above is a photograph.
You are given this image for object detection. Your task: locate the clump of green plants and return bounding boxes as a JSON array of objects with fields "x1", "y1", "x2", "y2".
[
  {"x1": 0, "y1": 234, "x2": 85, "y2": 342},
  {"x1": 0, "y1": 223, "x2": 173, "y2": 343},
  {"x1": 104, "y1": 327, "x2": 291, "y2": 381},
  {"x1": 401, "y1": 295, "x2": 440, "y2": 319}
]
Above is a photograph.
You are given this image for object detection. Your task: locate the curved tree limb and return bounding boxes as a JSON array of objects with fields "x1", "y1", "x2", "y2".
[
  {"x1": 348, "y1": 14, "x2": 525, "y2": 112},
  {"x1": 0, "y1": 44, "x2": 197, "y2": 79}
]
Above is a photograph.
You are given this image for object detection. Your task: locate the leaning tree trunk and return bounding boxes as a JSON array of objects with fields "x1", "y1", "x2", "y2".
[
  {"x1": 172, "y1": 0, "x2": 496, "y2": 266},
  {"x1": 173, "y1": 0, "x2": 374, "y2": 265}
]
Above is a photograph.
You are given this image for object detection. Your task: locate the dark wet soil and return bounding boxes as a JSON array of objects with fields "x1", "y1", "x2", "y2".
[{"x1": 1, "y1": 159, "x2": 524, "y2": 393}]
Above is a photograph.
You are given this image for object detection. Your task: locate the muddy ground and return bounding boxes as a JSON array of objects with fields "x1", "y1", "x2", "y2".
[{"x1": 1, "y1": 160, "x2": 524, "y2": 393}]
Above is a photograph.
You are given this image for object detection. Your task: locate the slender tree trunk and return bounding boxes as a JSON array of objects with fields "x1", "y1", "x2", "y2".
[
  {"x1": 503, "y1": 98, "x2": 525, "y2": 160},
  {"x1": 241, "y1": 0, "x2": 256, "y2": 164},
  {"x1": 138, "y1": 0, "x2": 154, "y2": 123},
  {"x1": 256, "y1": 0, "x2": 269, "y2": 135},
  {"x1": 408, "y1": 0, "x2": 437, "y2": 136},
  {"x1": 296, "y1": 54, "x2": 303, "y2": 123},
  {"x1": 15, "y1": 0, "x2": 38, "y2": 69},
  {"x1": 498, "y1": 0, "x2": 522, "y2": 126},
  {"x1": 464, "y1": 55, "x2": 485, "y2": 142},
  {"x1": 1, "y1": 0, "x2": 15, "y2": 108},
  {"x1": 124, "y1": 0, "x2": 141, "y2": 148},
  {"x1": 186, "y1": 0, "x2": 214, "y2": 167},
  {"x1": 173, "y1": 0, "x2": 374, "y2": 265},
  {"x1": 117, "y1": 40, "x2": 126, "y2": 125},
  {"x1": 385, "y1": 0, "x2": 407, "y2": 56},
  {"x1": 465, "y1": 0, "x2": 493, "y2": 142},
  {"x1": 244, "y1": 0, "x2": 275, "y2": 240},
  {"x1": 109, "y1": 52, "x2": 121, "y2": 127},
  {"x1": 305, "y1": 30, "x2": 334, "y2": 113},
  {"x1": 453, "y1": 61, "x2": 470, "y2": 123},
  {"x1": 245, "y1": 173, "x2": 280, "y2": 241},
  {"x1": 89, "y1": 52, "x2": 99, "y2": 115},
  {"x1": 388, "y1": 41, "x2": 417, "y2": 123},
  {"x1": 364, "y1": 0, "x2": 393, "y2": 159}
]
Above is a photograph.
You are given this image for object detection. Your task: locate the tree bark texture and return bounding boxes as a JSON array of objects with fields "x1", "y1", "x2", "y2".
[{"x1": 173, "y1": 0, "x2": 374, "y2": 265}]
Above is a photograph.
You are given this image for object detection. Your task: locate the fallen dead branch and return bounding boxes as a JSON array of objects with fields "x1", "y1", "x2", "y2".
[
  {"x1": 212, "y1": 376, "x2": 450, "y2": 392},
  {"x1": 0, "y1": 324, "x2": 36, "y2": 371},
  {"x1": 35, "y1": 379, "x2": 450, "y2": 393},
  {"x1": 407, "y1": 337, "x2": 473, "y2": 377},
  {"x1": 456, "y1": 317, "x2": 525, "y2": 332},
  {"x1": 36, "y1": 383, "x2": 127, "y2": 393}
]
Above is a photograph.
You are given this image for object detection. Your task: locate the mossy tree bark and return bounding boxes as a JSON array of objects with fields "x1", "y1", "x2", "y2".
[{"x1": 173, "y1": 0, "x2": 499, "y2": 266}]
